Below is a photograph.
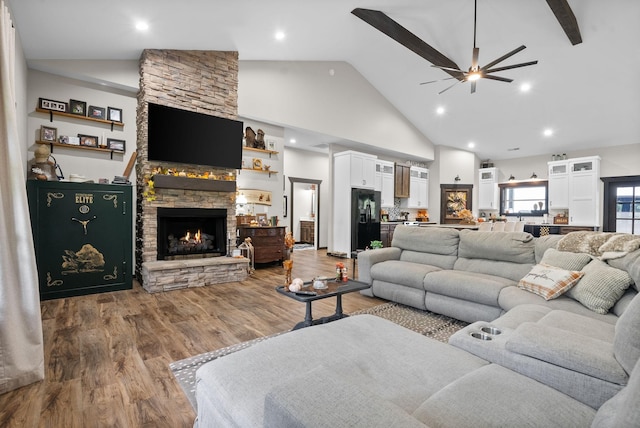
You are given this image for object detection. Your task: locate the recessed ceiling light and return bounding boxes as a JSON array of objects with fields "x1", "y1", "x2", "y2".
[
  {"x1": 520, "y1": 82, "x2": 531, "y2": 92},
  {"x1": 135, "y1": 21, "x2": 149, "y2": 31},
  {"x1": 543, "y1": 128, "x2": 554, "y2": 137},
  {"x1": 468, "y1": 142, "x2": 475, "y2": 149},
  {"x1": 289, "y1": 138, "x2": 296, "y2": 144},
  {"x1": 275, "y1": 31, "x2": 286, "y2": 41},
  {"x1": 436, "y1": 106, "x2": 445, "y2": 115}
]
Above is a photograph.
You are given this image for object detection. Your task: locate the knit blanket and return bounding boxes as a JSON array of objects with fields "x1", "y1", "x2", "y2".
[{"x1": 557, "y1": 231, "x2": 640, "y2": 260}]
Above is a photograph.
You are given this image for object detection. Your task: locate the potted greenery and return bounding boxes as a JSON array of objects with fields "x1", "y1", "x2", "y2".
[{"x1": 369, "y1": 240, "x2": 383, "y2": 249}]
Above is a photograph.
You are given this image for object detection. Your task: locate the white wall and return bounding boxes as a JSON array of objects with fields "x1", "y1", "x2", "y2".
[
  {"x1": 239, "y1": 61, "x2": 435, "y2": 161},
  {"x1": 27, "y1": 70, "x2": 138, "y2": 184},
  {"x1": 283, "y1": 147, "x2": 330, "y2": 248}
]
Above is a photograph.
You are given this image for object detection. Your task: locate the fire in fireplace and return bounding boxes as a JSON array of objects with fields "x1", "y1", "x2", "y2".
[{"x1": 157, "y1": 208, "x2": 227, "y2": 260}]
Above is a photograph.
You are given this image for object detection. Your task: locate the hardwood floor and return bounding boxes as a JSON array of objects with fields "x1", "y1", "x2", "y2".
[{"x1": 0, "y1": 250, "x2": 383, "y2": 427}]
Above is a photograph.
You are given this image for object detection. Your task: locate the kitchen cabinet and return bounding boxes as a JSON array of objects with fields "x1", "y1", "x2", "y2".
[
  {"x1": 402, "y1": 166, "x2": 429, "y2": 208},
  {"x1": 394, "y1": 164, "x2": 410, "y2": 198},
  {"x1": 334, "y1": 150, "x2": 376, "y2": 189},
  {"x1": 380, "y1": 223, "x2": 399, "y2": 248},
  {"x1": 568, "y1": 156, "x2": 600, "y2": 226},
  {"x1": 375, "y1": 160, "x2": 395, "y2": 207},
  {"x1": 237, "y1": 226, "x2": 286, "y2": 264},
  {"x1": 478, "y1": 167, "x2": 500, "y2": 210},
  {"x1": 27, "y1": 181, "x2": 132, "y2": 300},
  {"x1": 547, "y1": 161, "x2": 569, "y2": 209}
]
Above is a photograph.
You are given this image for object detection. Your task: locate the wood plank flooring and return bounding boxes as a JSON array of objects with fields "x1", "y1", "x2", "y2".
[{"x1": 0, "y1": 250, "x2": 383, "y2": 427}]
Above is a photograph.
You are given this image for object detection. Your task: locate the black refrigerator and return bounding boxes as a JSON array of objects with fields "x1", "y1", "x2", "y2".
[{"x1": 351, "y1": 188, "x2": 381, "y2": 251}]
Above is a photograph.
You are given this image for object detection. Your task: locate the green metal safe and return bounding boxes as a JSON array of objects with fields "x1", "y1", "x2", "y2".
[{"x1": 27, "y1": 181, "x2": 133, "y2": 300}]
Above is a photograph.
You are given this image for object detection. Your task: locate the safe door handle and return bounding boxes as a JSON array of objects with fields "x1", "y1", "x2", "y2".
[{"x1": 71, "y1": 216, "x2": 97, "y2": 235}]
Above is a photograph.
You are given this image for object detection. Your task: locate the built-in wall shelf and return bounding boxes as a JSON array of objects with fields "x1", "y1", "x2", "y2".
[
  {"x1": 36, "y1": 107, "x2": 125, "y2": 131},
  {"x1": 152, "y1": 174, "x2": 236, "y2": 192},
  {"x1": 240, "y1": 168, "x2": 278, "y2": 177},
  {"x1": 36, "y1": 140, "x2": 124, "y2": 159},
  {"x1": 243, "y1": 147, "x2": 278, "y2": 157}
]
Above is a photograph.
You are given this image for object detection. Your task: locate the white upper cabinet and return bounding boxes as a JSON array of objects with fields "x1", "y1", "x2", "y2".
[
  {"x1": 478, "y1": 167, "x2": 500, "y2": 210},
  {"x1": 376, "y1": 160, "x2": 395, "y2": 207}
]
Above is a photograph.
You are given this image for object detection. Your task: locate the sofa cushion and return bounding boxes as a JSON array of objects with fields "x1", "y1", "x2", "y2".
[
  {"x1": 541, "y1": 248, "x2": 593, "y2": 271},
  {"x1": 592, "y1": 358, "x2": 640, "y2": 428},
  {"x1": 391, "y1": 225, "x2": 459, "y2": 259},
  {"x1": 614, "y1": 293, "x2": 640, "y2": 375},
  {"x1": 518, "y1": 263, "x2": 584, "y2": 300},
  {"x1": 454, "y1": 257, "x2": 533, "y2": 282},
  {"x1": 424, "y1": 270, "x2": 515, "y2": 307},
  {"x1": 534, "y1": 234, "x2": 563, "y2": 263},
  {"x1": 413, "y1": 364, "x2": 596, "y2": 428},
  {"x1": 537, "y1": 310, "x2": 615, "y2": 343},
  {"x1": 399, "y1": 250, "x2": 457, "y2": 270},
  {"x1": 607, "y1": 248, "x2": 640, "y2": 292},
  {"x1": 371, "y1": 260, "x2": 440, "y2": 290},
  {"x1": 457, "y1": 229, "x2": 536, "y2": 264},
  {"x1": 498, "y1": 286, "x2": 619, "y2": 324},
  {"x1": 567, "y1": 259, "x2": 633, "y2": 314}
]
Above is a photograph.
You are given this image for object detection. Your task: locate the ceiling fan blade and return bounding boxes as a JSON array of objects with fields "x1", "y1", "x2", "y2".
[
  {"x1": 431, "y1": 64, "x2": 464, "y2": 73},
  {"x1": 471, "y1": 81, "x2": 477, "y2": 94},
  {"x1": 351, "y1": 8, "x2": 464, "y2": 80},
  {"x1": 420, "y1": 76, "x2": 458, "y2": 85},
  {"x1": 545, "y1": 0, "x2": 582, "y2": 45},
  {"x1": 438, "y1": 80, "x2": 462, "y2": 95},
  {"x1": 485, "y1": 60, "x2": 538, "y2": 74},
  {"x1": 480, "y1": 45, "x2": 527, "y2": 71},
  {"x1": 482, "y1": 75, "x2": 513, "y2": 83},
  {"x1": 471, "y1": 47, "x2": 479, "y2": 69}
]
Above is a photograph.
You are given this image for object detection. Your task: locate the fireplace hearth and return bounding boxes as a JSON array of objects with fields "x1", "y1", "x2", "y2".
[{"x1": 157, "y1": 207, "x2": 227, "y2": 260}]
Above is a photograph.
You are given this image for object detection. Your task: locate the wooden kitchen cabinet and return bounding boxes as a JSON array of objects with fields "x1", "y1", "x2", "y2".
[
  {"x1": 300, "y1": 220, "x2": 315, "y2": 244},
  {"x1": 395, "y1": 164, "x2": 410, "y2": 198},
  {"x1": 380, "y1": 223, "x2": 399, "y2": 248}
]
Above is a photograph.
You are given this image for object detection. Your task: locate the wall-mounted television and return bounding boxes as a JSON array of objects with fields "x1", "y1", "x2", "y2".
[{"x1": 147, "y1": 102, "x2": 243, "y2": 169}]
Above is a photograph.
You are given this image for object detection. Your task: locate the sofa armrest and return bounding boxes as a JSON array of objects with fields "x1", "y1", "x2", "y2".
[
  {"x1": 506, "y1": 322, "x2": 628, "y2": 385},
  {"x1": 357, "y1": 247, "x2": 401, "y2": 285}
]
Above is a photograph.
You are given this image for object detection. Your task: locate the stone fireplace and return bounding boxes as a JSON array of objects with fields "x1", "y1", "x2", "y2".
[{"x1": 136, "y1": 49, "x2": 248, "y2": 293}]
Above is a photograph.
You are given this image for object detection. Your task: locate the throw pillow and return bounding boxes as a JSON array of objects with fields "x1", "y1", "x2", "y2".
[
  {"x1": 540, "y1": 248, "x2": 592, "y2": 271},
  {"x1": 567, "y1": 259, "x2": 633, "y2": 314},
  {"x1": 518, "y1": 263, "x2": 584, "y2": 301}
]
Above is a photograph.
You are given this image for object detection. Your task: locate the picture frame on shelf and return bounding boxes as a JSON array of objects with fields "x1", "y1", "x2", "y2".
[
  {"x1": 78, "y1": 134, "x2": 98, "y2": 147},
  {"x1": 107, "y1": 138, "x2": 125, "y2": 152},
  {"x1": 88, "y1": 105, "x2": 106, "y2": 119},
  {"x1": 107, "y1": 107, "x2": 123, "y2": 122},
  {"x1": 255, "y1": 213, "x2": 268, "y2": 226},
  {"x1": 266, "y1": 140, "x2": 276, "y2": 151},
  {"x1": 69, "y1": 99, "x2": 87, "y2": 116},
  {"x1": 58, "y1": 135, "x2": 69, "y2": 144},
  {"x1": 38, "y1": 97, "x2": 67, "y2": 112},
  {"x1": 40, "y1": 125, "x2": 57, "y2": 142},
  {"x1": 252, "y1": 158, "x2": 262, "y2": 170}
]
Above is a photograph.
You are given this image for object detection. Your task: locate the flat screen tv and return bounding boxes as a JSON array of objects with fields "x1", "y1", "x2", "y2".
[{"x1": 147, "y1": 102, "x2": 243, "y2": 169}]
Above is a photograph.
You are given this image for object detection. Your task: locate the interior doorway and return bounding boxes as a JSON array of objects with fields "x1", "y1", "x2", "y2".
[
  {"x1": 289, "y1": 177, "x2": 321, "y2": 249},
  {"x1": 602, "y1": 176, "x2": 640, "y2": 234}
]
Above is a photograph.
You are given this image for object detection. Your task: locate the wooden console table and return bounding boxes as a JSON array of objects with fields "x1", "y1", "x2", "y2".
[{"x1": 237, "y1": 225, "x2": 286, "y2": 264}]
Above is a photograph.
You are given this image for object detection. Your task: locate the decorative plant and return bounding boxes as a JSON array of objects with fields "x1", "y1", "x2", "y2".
[
  {"x1": 142, "y1": 175, "x2": 156, "y2": 201},
  {"x1": 370, "y1": 240, "x2": 383, "y2": 249}
]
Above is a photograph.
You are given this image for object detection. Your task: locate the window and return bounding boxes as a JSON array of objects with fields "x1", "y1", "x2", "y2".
[
  {"x1": 602, "y1": 176, "x2": 640, "y2": 234},
  {"x1": 499, "y1": 181, "x2": 548, "y2": 217}
]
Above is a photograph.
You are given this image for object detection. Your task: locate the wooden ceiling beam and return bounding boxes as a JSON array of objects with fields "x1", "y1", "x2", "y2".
[{"x1": 545, "y1": 0, "x2": 582, "y2": 45}]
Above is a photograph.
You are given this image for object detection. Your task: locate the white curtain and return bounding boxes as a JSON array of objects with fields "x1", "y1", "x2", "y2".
[{"x1": 0, "y1": 0, "x2": 44, "y2": 394}]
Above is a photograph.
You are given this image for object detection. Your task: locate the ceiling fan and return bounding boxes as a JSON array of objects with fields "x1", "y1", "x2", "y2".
[{"x1": 352, "y1": 1, "x2": 539, "y2": 94}]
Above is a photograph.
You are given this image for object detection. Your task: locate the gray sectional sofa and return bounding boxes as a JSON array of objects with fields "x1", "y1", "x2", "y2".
[{"x1": 194, "y1": 226, "x2": 640, "y2": 427}]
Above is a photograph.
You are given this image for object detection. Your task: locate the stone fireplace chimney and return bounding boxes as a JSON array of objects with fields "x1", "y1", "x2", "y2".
[{"x1": 136, "y1": 50, "x2": 247, "y2": 292}]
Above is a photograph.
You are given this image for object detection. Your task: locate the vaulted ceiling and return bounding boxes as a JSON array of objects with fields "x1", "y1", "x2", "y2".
[{"x1": 8, "y1": 0, "x2": 640, "y2": 160}]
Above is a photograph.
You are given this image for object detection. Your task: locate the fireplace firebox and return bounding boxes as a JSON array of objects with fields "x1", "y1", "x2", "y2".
[{"x1": 157, "y1": 208, "x2": 227, "y2": 260}]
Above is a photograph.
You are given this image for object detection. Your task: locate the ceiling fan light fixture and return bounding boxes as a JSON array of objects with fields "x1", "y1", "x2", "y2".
[{"x1": 467, "y1": 72, "x2": 481, "y2": 81}]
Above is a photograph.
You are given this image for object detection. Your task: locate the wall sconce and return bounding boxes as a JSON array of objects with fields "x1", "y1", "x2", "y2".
[
  {"x1": 454, "y1": 175, "x2": 461, "y2": 182},
  {"x1": 530, "y1": 172, "x2": 538, "y2": 179},
  {"x1": 508, "y1": 174, "x2": 515, "y2": 180},
  {"x1": 236, "y1": 193, "x2": 248, "y2": 205}
]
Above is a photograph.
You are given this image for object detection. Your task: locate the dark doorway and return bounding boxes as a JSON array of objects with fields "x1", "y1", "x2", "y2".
[{"x1": 602, "y1": 176, "x2": 640, "y2": 234}]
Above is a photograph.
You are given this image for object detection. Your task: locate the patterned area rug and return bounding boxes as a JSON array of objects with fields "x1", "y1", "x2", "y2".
[{"x1": 170, "y1": 302, "x2": 468, "y2": 409}]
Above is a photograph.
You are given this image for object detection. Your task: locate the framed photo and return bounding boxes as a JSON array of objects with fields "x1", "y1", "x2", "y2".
[
  {"x1": 78, "y1": 134, "x2": 98, "y2": 147},
  {"x1": 88, "y1": 105, "x2": 106, "y2": 119},
  {"x1": 256, "y1": 213, "x2": 268, "y2": 226},
  {"x1": 40, "y1": 125, "x2": 57, "y2": 142},
  {"x1": 58, "y1": 135, "x2": 69, "y2": 144},
  {"x1": 107, "y1": 107, "x2": 123, "y2": 122},
  {"x1": 440, "y1": 184, "x2": 473, "y2": 224},
  {"x1": 266, "y1": 140, "x2": 276, "y2": 151},
  {"x1": 107, "y1": 138, "x2": 125, "y2": 152},
  {"x1": 38, "y1": 97, "x2": 67, "y2": 112},
  {"x1": 69, "y1": 99, "x2": 87, "y2": 116}
]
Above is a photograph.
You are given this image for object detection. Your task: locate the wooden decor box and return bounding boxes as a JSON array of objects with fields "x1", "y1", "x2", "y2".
[{"x1": 553, "y1": 216, "x2": 569, "y2": 224}]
